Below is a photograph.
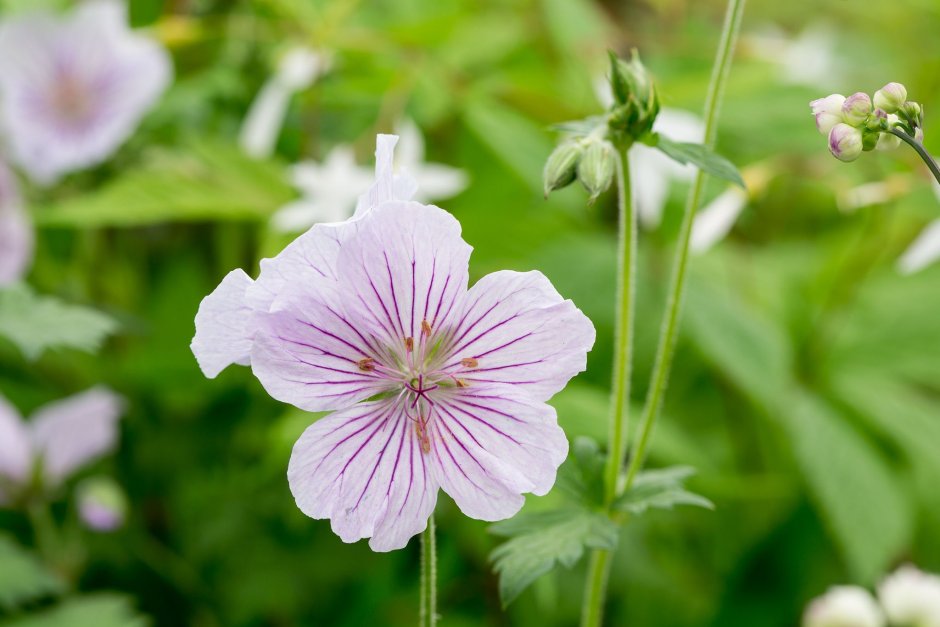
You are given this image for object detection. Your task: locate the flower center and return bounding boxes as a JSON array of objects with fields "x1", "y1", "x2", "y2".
[
  {"x1": 47, "y1": 71, "x2": 96, "y2": 129},
  {"x1": 357, "y1": 317, "x2": 479, "y2": 454}
]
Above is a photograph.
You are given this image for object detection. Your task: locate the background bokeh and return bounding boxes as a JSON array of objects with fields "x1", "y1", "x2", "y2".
[{"x1": 1, "y1": 0, "x2": 939, "y2": 625}]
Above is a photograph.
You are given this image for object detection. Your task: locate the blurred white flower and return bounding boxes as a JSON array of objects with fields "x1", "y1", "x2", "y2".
[
  {"x1": 0, "y1": 0, "x2": 172, "y2": 184},
  {"x1": 0, "y1": 161, "x2": 32, "y2": 285},
  {"x1": 628, "y1": 109, "x2": 705, "y2": 229},
  {"x1": 272, "y1": 120, "x2": 467, "y2": 232},
  {"x1": 878, "y1": 565, "x2": 940, "y2": 627},
  {"x1": 393, "y1": 119, "x2": 468, "y2": 204},
  {"x1": 690, "y1": 187, "x2": 748, "y2": 253},
  {"x1": 748, "y1": 25, "x2": 842, "y2": 90},
  {"x1": 0, "y1": 388, "x2": 123, "y2": 504},
  {"x1": 898, "y1": 220, "x2": 940, "y2": 275},
  {"x1": 271, "y1": 145, "x2": 374, "y2": 231},
  {"x1": 77, "y1": 475, "x2": 127, "y2": 532},
  {"x1": 803, "y1": 586, "x2": 885, "y2": 627},
  {"x1": 240, "y1": 46, "x2": 330, "y2": 159}
]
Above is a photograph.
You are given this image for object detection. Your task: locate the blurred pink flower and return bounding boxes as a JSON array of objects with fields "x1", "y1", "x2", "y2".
[
  {"x1": 0, "y1": 387, "x2": 123, "y2": 504},
  {"x1": 0, "y1": 161, "x2": 32, "y2": 285},
  {"x1": 193, "y1": 135, "x2": 594, "y2": 551},
  {"x1": 0, "y1": 0, "x2": 171, "y2": 184},
  {"x1": 77, "y1": 476, "x2": 127, "y2": 532}
]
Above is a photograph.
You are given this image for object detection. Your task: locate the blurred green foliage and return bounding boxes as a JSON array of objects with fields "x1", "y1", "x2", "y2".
[{"x1": 1, "y1": 0, "x2": 939, "y2": 625}]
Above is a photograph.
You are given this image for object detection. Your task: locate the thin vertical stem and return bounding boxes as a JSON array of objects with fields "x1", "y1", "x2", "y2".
[
  {"x1": 603, "y1": 148, "x2": 636, "y2": 506},
  {"x1": 580, "y1": 142, "x2": 635, "y2": 627},
  {"x1": 623, "y1": 0, "x2": 746, "y2": 492},
  {"x1": 419, "y1": 515, "x2": 437, "y2": 627}
]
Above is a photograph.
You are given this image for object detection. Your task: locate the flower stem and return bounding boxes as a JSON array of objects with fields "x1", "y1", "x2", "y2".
[
  {"x1": 623, "y1": 0, "x2": 746, "y2": 492},
  {"x1": 603, "y1": 149, "x2": 636, "y2": 506},
  {"x1": 580, "y1": 149, "x2": 635, "y2": 627},
  {"x1": 419, "y1": 515, "x2": 437, "y2": 627},
  {"x1": 890, "y1": 128, "x2": 940, "y2": 186}
]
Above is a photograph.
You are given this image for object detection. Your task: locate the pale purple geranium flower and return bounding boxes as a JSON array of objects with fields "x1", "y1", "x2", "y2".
[
  {"x1": 77, "y1": 476, "x2": 127, "y2": 532},
  {"x1": 192, "y1": 135, "x2": 595, "y2": 551},
  {"x1": 0, "y1": 387, "x2": 123, "y2": 504},
  {"x1": 0, "y1": 0, "x2": 171, "y2": 184},
  {"x1": 0, "y1": 160, "x2": 32, "y2": 285}
]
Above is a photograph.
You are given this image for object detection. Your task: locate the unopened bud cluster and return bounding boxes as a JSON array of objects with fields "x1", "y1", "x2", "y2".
[
  {"x1": 544, "y1": 50, "x2": 659, "y2": 202},
  {"x1": 810, "y1": 82, "x2": 925, "y2": 162},
  {"x1": 543, "y1": 137, "x2": 617, "y2": 203}
]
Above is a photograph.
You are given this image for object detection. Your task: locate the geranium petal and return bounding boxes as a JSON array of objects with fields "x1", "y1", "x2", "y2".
[
  {"x1": 428, "y1": 386, "x2": 566, "y2": 521},
  {"x1": 0, "y1": 394, "x2": 32, "y2": 485},
  {"x1": 288, "y1": 396, "x2": 438, "y2": 551},
  {"x1": 353, "y1": 134, "x2": 417, "y2": 218},
  {"x1": 445, "y1": 270, "x2": 595, "y2": 402},
  {"x1": 191, "y1": 268, "x2": 254, "y2": 378},
  {"x1": 29, "y1": 387, "x2": 123, "y2": 485},
  {"x1": 251, "y1": 279, "x2": 393, "y2": 412},
  {"x1": 337, "y1": 201, "x2": 471, "y2": 346}
]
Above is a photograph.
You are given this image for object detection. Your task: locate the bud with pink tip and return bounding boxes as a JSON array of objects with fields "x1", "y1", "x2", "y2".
[
  {"x1": 829, "y1": 123, "x2": 864, "y2": 162},
  {"x1": 810, "y1": 94, "x2": 846, "y2": 135},
  {"x1": 842, "y1": 92, "x2": 873, "y2": 126},
  {"x1": 873, "y1": 82, "x2": 907, "y2": 113}
]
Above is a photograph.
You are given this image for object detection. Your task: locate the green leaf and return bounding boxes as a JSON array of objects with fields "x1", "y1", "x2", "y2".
[
  {"x1": 555, "y1": 437, "x2": 607, "y2": 507},
  {"x1": 489, "y1": 507, "x2": 618, "y2": 607},
  {"x1": 0, "y1": 535, "x2": 64, "y2": 610},
  {"x1": 0, "y1": 594, "x2": 148, "y2": 627},
  {"x1": 785, "y1": 391, "x2": 913, "y2": 583},
  {"x1": 35, "y1": 140, "x2": 293, "y2": 228},
  {"x1": 0, "y1": 284, "x2": 118, "y2": 360},
  {"x1": 613, "y1": 466, "x2": 714, "y2": 515},
  {"x1": 651, "y1": 134, "x2": 745, "y2": 187}
]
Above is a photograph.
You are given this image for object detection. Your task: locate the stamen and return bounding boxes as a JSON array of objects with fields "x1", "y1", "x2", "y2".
[
  {"x1": 421, "y1": 319, "x2": 432, "y2": 337},
  {"x1": 455, "y1": 379, "x2": 469, "y2": 388},
  {"x1": 460, "y1": 357, "x2": 479, "y2": 368},
  {"x1": 415, "y1": 415, "x2": 431, "y2": 454},
  {"x1": 405, "y1": 337, "x2": 414, "y2": 352},
  {"x1": 357, "y1": 357, "x2": 375, "y2": 371}
]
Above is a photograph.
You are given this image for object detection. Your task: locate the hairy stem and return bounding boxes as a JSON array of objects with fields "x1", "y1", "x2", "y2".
[
  {"x1": 581, "y1": 150, "x2": 635, "y2": 627},
  {"x1": 623, "y1": 0, "x2": 746, "y2": 492},
  {"x1": 603, "y1": 149, "x2": 636, "y2": 506},
  {"x1": 890, "y1": 127, "x2": 940, "y2": 186},
  {"x1": 419, "y1": 515, "x2": 437, "y2": 627}
]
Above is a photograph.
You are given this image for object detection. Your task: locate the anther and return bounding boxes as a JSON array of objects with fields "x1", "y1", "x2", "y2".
[
  {"x1": 421, "y1": 319, "x2": 432, "y2": 337},
  {"x1": 456, "y1": 379, "x2": 469, "y2": 388},
  {"x1": 405, "y1": 337, "x2": 414, "y2": 352},
  {"x1": 357, "y1": 357, "x2": 375, "y2": 371},
  {"x1": 460, "y1": 357, "x2": 479, "y2": 368},
  {"x1": 415, "y1": 420, "x2": 431, "y2": 454}
]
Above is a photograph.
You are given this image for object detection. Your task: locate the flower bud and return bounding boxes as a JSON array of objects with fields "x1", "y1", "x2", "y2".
[
  {"x1": 577, "y1": 140, "x2": 616, "y2": 203},
  {"x1": 862, "y1": 128, "x2": 881, "y2": 152},
  {"x1": 543, "y1": 141, "x2": 584, "y2": 196},
  {"x1": 873, "y1": 82, "x2": 907, "y2": 113},
  {"x1": 607, "y1": 49, "x2": 660, "y2": 140},
  {"x1": 876, "y1": 131, "x2": 901, "y2": 151},
  {"x1": 915, "y1": 127, "x2": 925, "y2": 143},
  {"x1": 842, "y1": 92, "x2": 873, "y2": 126},
  {"x1": 809, "y1": 94, "x2": 846, "y2": 135},
  {"x1": 900, "y1": 101, "x2": 924, "y2": 129},
  {"x1": 77, "y1": 477, "x2": 127, "y2": 533},
  {"x1": 828, "y1": 123, "x2": 864, "y2": 162}
]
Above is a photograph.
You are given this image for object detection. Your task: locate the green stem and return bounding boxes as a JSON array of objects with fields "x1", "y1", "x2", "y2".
[
  {"x1": 581, "y1": 150, "x2": 634, "y2": 627},
  {"x1": 580, "y1": 549, "x2": 612, "y2": 627},
  {"x1": 890, "y1": 128, "x2": 940, "y2": 186},
  {"x1": 603, "y1": 149, "x2": 636, "y2": 506},
  {"x1": 419, "y1": 515, "x2": 437, "y2": 627},
  {"x1": 623, "y1": 0, "x2": 746, "y2": 492}
]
